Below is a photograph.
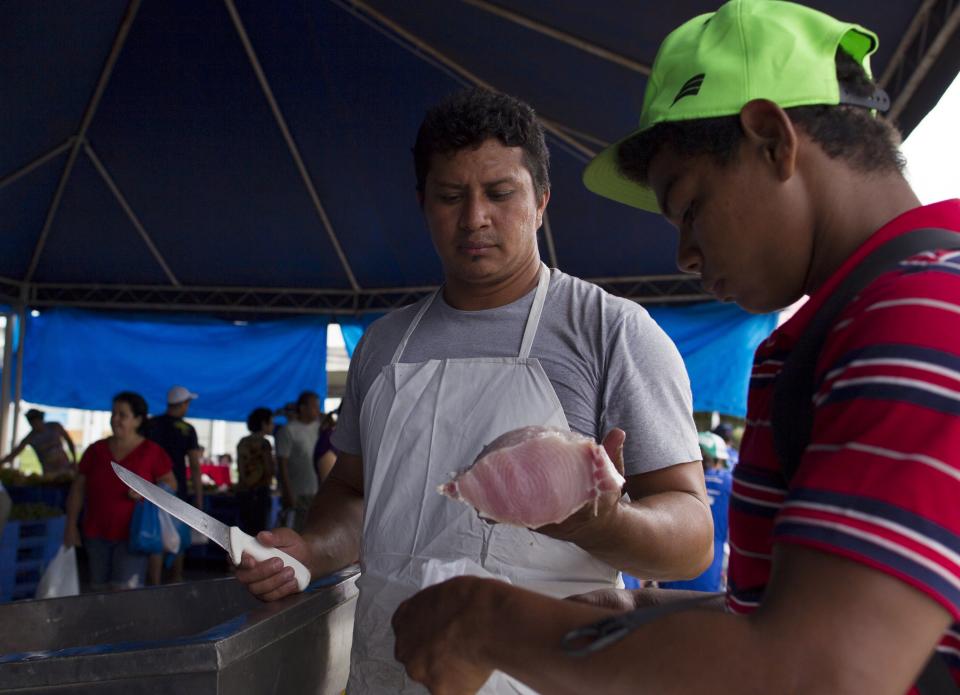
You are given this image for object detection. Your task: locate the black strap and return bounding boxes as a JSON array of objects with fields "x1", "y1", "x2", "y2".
[
  {"x1": 770, "y1": 227, "x2": 960, "y2": 695},
  {"x1": 772, "y1": 228, "x2": 960, "y2": 482},
  {"x1": 918, "y1": 652, "x2": 960, "y2": 695}
]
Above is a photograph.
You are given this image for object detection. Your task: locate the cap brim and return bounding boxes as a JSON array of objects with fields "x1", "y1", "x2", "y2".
[{"x1": 582, "y1": 129, "x2": 661, "y2": 213}]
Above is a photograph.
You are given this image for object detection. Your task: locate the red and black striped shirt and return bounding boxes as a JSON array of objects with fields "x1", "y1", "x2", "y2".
[{"x1": 728, "y1": 200, "x2": 960, "y2": 689}]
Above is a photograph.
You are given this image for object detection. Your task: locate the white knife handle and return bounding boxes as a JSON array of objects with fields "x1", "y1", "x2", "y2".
[{"x1": 229, "y1": 526, "x2": 311, "y2": 592}]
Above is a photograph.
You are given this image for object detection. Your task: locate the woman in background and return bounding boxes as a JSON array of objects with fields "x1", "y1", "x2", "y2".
[
  {"x1": 313, "y1": 408, "x2": 338, "y2": 485},
  {"x1": 64, "y1": 391, "x2": 175, "y2": 591},
  {"x1": 236, "y1": 407, "x2": 276, "y2": 536}
]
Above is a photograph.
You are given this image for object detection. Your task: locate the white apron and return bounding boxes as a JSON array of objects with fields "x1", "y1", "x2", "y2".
[{"x1": 348, "y1": 264, "x2": 618, "y2": 694}]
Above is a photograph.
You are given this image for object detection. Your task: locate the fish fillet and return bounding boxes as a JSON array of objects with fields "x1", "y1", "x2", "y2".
[{"x1": 438, "y1": 426, "x2": 625, "y2": 528}]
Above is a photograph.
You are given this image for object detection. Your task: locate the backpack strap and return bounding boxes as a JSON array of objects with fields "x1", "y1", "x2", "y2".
[
  {"x1": 770, "y1": 227, "x2": 960, "y2": 695},
  {"x1": 772, "y1": 228, "x2": 960, "y2": 482}
]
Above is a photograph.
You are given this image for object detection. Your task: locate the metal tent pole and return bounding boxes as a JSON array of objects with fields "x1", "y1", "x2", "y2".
[
  {"x1": 11, "y1": 304, "x2": 27, "y2": 448},
  {"x1": 0, "y1": 313, "x2": 13, "y2": 457}
]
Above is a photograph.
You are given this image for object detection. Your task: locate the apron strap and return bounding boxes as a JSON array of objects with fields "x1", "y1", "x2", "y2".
[
  {"x1": 519, "y1": 263, "x2": 551, "y2": 359},
  {"x1": 393, "y1": 263, "x2": 551, "y2": 364},
  {"x1": 391, "y1": 291, "x2": 440, "y2": 364}
]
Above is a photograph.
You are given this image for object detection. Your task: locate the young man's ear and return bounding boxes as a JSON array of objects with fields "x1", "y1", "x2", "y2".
[
  {"x1": 738, "y1": 99, "x2": 799, "y2": 181},
  {"x1": 536, "y1": 187, "x2": 551, "y2": 228}
]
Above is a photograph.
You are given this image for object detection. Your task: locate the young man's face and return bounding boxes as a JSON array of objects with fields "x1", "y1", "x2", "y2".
[
  {"x1": 420, "y1": 138, "x2": 548, "y2": 290},
  {"x1": 647, "y1": 140, "x2": 814, "y2": 314}
]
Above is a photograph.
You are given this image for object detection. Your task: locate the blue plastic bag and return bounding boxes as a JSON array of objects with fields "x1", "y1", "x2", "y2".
[{"x1": 129, "y1": 500, "x2": 163, "y2": 554}]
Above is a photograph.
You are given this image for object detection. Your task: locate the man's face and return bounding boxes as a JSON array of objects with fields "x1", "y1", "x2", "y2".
[
  {"x1": 300, "y1": 396, "x2": 320, "y2": 421},
  {"x1": 27, "y1": 417, "x2": 43, "y2": 432},
  {"x1": 647, "y1": 142, "x2": 813, "y2": 314},
  {"x1": 420, "y1": 138, "x2": 548, "y2": 289}
]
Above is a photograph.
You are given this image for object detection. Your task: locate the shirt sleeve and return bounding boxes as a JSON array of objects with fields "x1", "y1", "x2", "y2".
[
  {"x1": 152, "y1": 445, "x2": 173, "y2": 480},
  {"x1": 275, "y1": 426, "x2": 292, "y2": 459},
  {"x1": 187, "y1": 424, "x2": 200, "y2": 452},
  {"x1": 773, "y1": 266, "x2": 960, "y2": 621},
  {"x1": 330, "y1": 330, "x2": 370, "y2": 457},
  {"x1": 603, "y1": 309, "x2": 701, "y2": 476},
  {"x1": 78, "y1": 442, "x2": 98, "y2": 476}
]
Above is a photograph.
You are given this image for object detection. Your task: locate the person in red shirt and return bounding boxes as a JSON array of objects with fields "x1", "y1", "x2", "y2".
[
  {"x1": 65, "y1": 391, "x2": 175, "y2": 591},
  {"x1": 390, "y1": 2, "x2": 960, "y2": 694}
]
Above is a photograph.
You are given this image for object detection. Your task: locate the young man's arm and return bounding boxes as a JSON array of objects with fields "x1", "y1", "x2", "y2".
[
  {"x1": 236, "y1": 451, "x2": 364, "y2": 601},
  {"x1": 57, "y1": 424, "x2": 77, "y2": 464},
  {"x1": 276, "y1": 456, "x2": 294, "y2": 509},
  {"x1": 0, "y1": 438, "x2": 29, "y2": 466},
  {"x1": 394, "y1": 544, "x2": 952, "y2": 695},
  {"x1": 187, "y1": 448, "x2": 203, "y2": 508},
  {"x1": 537, "y1": 429, "x2": 713, "y2": 580},
  {"x1": 64, "y1": 474, "x2": 86, "y2": 547}
]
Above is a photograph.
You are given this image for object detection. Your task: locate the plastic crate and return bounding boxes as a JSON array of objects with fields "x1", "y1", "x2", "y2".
[
  {"x1": 7, "y1": 485, "x2": 70, "y2": 510},
  {"x1": 0, "y1": 515, "x2": 67, "y2": 602}
]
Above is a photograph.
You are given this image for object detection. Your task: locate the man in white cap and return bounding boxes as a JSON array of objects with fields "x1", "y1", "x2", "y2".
[{"x1": 146, "y1": 385, "x2": 203, "y2": 583}]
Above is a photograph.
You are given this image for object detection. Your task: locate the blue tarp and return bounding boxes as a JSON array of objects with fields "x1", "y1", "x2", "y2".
[
  {"x1": 342, "y1": 302, "x2": 776, "y2": 417},
  {"x1": 19, "y1": 302, "x2": 773, "y2": 421},
  {"x1": 649, "y1": 303, "x2": 778, "y2": 417},
  {"x1": 22, "y1": 309, "x2": 328, "y2": 422},
  {"x1": 339, "y1": 315, "x2": 382, "y2": 358}
]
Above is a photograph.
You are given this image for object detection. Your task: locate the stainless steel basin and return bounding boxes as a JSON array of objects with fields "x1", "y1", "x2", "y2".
[{"x1": 0, "y1": 568, "x2": 359, "y2": 694}]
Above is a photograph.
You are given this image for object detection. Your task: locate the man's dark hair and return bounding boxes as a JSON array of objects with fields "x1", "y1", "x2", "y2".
[
  {"x1": 413, "y1": 88, "x2": 550, "y2": 199},
  {"x1": 246, "y1": 407, "x2": 273, "y2": 433},
  {"x1": 296, "y1": 390, "x2": 319, "y2": 409},
  {"x1": 25, "y1": 408, "x2": 44, "y2": 423},
  {"x1": 113, "y1": 391, "x2": 150, "y2": 436},
  {"x1": 617, "y1": 50, "x2": 906, "y2": 186}
]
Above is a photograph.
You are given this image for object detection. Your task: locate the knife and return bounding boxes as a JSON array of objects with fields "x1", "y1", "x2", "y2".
[{"x1": 111, "y1": 461, "x2": 311, "y2": 591}]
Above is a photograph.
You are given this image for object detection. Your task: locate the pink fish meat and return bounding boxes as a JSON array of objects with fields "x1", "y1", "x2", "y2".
[{"x1": 438, "y1": 426, "x2": 625, "y2": 528}]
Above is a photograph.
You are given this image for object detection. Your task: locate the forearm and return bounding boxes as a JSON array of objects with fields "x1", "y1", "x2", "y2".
[
  {"x1": 277, "y1": 459, "x2": 293, "y2": 501},
  {"x1": 65, "y1": 481, "x2": 83, "y2": 528},
  {"x1": 300, "y1": 477, "x2": 363, "y2": 577},
  {"x1": 483, "y1": 583, "x2": 776, "y2": 695},
  {"x1": 188, "y1": 455, "x2": 203, "y2": 506},
  {"x1": 575, "y1": 492, "x2": 713, "y2": 579}
]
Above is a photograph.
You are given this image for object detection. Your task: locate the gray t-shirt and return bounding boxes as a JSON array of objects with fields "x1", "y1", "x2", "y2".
[
  {"x1": 275, "y1": 419, "x2": 320, "y2": 497},
  {"x1": 332, "y1": 269, "x2": 700, "y2": 476}
]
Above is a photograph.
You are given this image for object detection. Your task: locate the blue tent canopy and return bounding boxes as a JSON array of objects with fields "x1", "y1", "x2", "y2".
[
  {"x1": 0, "y1": 1, "x2": 954, "y2": 423},
  {"x1": 1, "y1": 1, "x2": 955, "y2": 312}
]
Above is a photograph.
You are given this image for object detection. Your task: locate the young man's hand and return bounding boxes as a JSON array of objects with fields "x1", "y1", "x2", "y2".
[
  {"x1": 393, "y1": 576, "x2": 498, "y2": 694},
  {"x1": 63, "y1": 524, "x2": 82, "y2": 548}
]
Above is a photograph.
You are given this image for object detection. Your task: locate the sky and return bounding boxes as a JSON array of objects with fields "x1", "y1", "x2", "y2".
[{"x1": 901, "y1": 70, "x2": 960, "y2": 204}]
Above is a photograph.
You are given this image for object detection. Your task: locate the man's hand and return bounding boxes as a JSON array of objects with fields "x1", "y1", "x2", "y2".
[
  {"x1": 567, "y1": 586, "x2": 639, "y2": 612},
  {"x1": 235, "y1": 528, "x2": 312, "y2": 601},
  {"x1": 63, "y1": 524, "x2": 82, "y2": 548},
  {"x1": 393, "y1": 577, "x2": 498, "y2": 695},
  {"x1": 568, "y1": 586, "x2": 727, "y2": 614},
  {"x1": 535, "y1": 428, "x2": 626, "y2": 543}
]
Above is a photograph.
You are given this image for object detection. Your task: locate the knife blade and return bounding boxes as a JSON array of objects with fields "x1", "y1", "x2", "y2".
[{"x1": 111, "y1": 461, "x2": 311, "y2": 591}]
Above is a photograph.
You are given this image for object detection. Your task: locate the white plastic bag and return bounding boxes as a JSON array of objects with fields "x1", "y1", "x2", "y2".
[
  {"x1": 158, "y1": 509, "x2": 181, "y2": 554},
  {"x1": 35, "y1": 545, "x2": 79, "y2": 599}
]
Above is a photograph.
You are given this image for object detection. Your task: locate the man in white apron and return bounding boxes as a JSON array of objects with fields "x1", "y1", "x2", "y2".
[{"x1": 237, "y1": 88, "x2": 709, "y2": 694}]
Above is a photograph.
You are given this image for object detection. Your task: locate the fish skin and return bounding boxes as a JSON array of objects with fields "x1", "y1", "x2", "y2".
[{"x1": 438, "y1": 426, "x2": 625, "y2": 528}]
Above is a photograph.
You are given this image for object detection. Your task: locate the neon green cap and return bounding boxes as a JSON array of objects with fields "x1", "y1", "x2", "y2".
[{"x1": 582, "y1": 0, "x2": 886, "y2": 213}]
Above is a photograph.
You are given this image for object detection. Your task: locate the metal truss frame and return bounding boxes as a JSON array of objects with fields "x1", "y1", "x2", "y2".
[
  {"x1": 4, "y1": 275, "x2": 708, "y2": 316},
  {"x1": 880, "y1": 0, "x2": 960, "y2": 124}
]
